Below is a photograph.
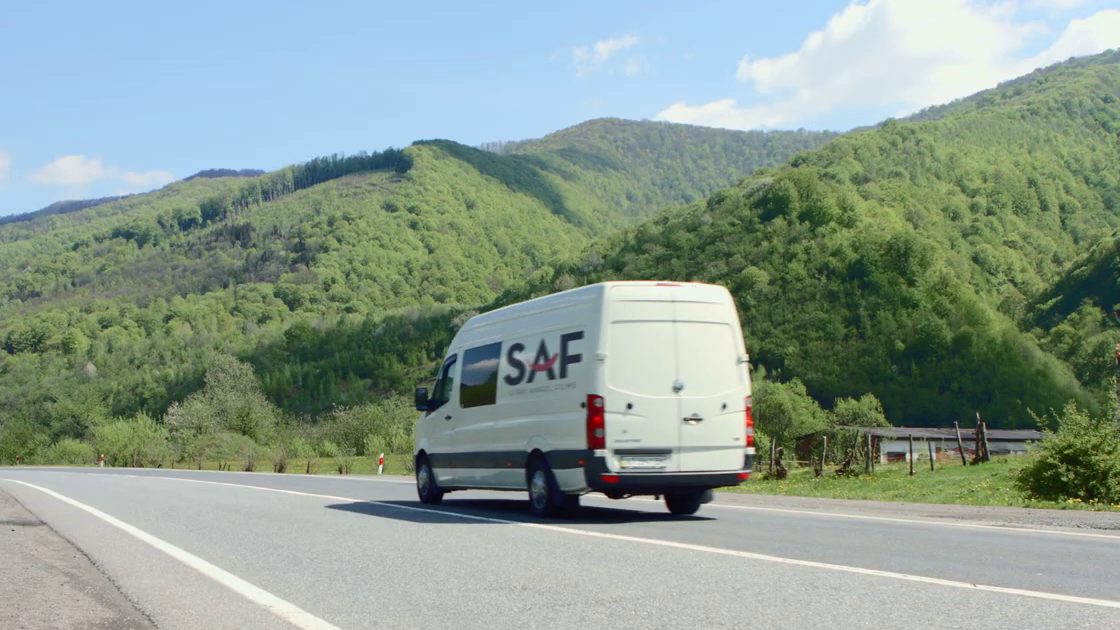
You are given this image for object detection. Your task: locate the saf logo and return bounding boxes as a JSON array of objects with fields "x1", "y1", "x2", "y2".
[{"x1": 504, "y1": 331, "x2": 583, "y2": 386}]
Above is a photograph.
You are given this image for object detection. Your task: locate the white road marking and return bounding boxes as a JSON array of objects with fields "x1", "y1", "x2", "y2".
[
  {"x1": 169, "y1": 469, "x2": 1112, "y2": 540},
  {"x1": 0, "y1": 479, "x2": 341, "y2": 630},
  {"x1": 582, "y1": 495, "x2": 1120, "y2": 540},
  {"x1": 150, "y1": 476, "x2": 1120, "y2": 611},
  {"x1": 19, "y1": 468, "x2": 1120, "y2": 536},
  {"x1": 188, "y1": 469, "x2": 1115, "y2": 540}
]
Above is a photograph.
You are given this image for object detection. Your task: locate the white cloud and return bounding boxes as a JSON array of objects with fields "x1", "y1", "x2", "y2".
[
  {"x1": 30, "y1": 154, "x2": 174, "y2": 191},
  {"x1": 622, "y1": 56, "x2": 646, "y2": 76},
  {"x1": 119, "y1": 169, "x2": 176, "y2": 188},
  {"x1": 572, "y1": 35, "x2": 639, "y2": 77},
  {"x1": 657, "y1": 98, "x2": 791, "y2": 130},
  {"x1": 0, "y1": 150, "x2": 10, "y2": 185},
  {"x1": 656, "y1": 1, "x2": 1119, "y2": 131},
  {"x1": 30, "y1": 155, "x2": 116, "y2": 185},
  {"x1": 1024, "y1": 9, "x2": 1120, "y2": 67},
  {"x1": 1026, "y1": 0, "x2": 1087, "y2": 11}
]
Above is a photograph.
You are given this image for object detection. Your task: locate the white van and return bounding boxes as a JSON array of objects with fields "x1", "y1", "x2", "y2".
[{"x1": 413, "y1": 281, "x2": 755, "y2": 516}]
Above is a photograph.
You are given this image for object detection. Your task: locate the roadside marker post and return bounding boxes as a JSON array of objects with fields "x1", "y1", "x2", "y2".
[{"x1": 377, "y1": 452, "x2": 385, "y2": 475}]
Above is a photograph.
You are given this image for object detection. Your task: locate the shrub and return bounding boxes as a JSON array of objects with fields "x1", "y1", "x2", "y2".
[
  {"x1": 94, "y1": 413, "x2": 171, "y2": 468},
  {"x1": 753, "y1": 428, "x2": 772, "y2": 471},
  {"x1": 336, "y1": 447, "x2": 355, "y2": 475},
  {"x1": 181, "y1": 430, "x2": 254, "y2": 471},
  {"x1": 287, "y1": 436, "x2": 317, "y2": 459},
  {"x1": 319, "y1": 397, "x2": 414, "y2": 455},
  {"x1": 316, "y1": 440, "x2": 341, "y2": 458},
  {"x1": 39, "y1": 439, "x2": 96, "y2": 465},
  {"x1": 363, "y1": 433, "x2": 384, "y2": 460},
  {"x1": 0, "y1": 420, "x2": 50, "y2": 464},
  {"x1": 1016, "y1": 402, "x2": 1120, "y2": 504}
]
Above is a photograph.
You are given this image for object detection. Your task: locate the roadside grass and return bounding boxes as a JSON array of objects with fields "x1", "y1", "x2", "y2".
[
  {"x1": 167, "y1": 453, "x2": 415, "y2": 477},
  {"x1": 729, "y1": 455, "x2": 1120, "y2": 512}
]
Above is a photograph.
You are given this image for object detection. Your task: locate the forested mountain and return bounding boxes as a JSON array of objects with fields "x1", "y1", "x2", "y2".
[
  {"x1": 0, "y1": 195, "x2": 126, "y2": 226},
  {"x1": 3, "y1": 50, "x2": 1118, "y2": 465},
  {"x1": 507, "y1": 51, "x2": 1120, "y2": 428},
  {"x1": 0, "y1": 120, "x2": 831, "y2": 460},
  {"x1": 505, "y1": 118, "x2": 837, "y2": 223}
]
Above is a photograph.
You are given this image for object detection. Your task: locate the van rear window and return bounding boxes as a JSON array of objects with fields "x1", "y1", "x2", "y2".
[
  {"x1": 608, "y1": 321, "x2": 676, "y2": 396},
  {"x1": 461, "y1": 342, "x2": 502, "y2": 408},
  {"x1": 675, "y1": 322, "x2": 742, "y2": 396}
]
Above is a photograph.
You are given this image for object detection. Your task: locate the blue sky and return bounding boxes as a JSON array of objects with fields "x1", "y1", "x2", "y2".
[{"x1": 1, "y1": 0, "x2": 1117, "y2": 216}]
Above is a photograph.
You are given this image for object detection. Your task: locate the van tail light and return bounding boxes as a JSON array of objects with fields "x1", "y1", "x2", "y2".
[
  {"x1": 745, "y1": 395, "x2": 755, "y2": 448},
  {"x1": 587, "y1": 394, "x2": 606, "y2": 450}
]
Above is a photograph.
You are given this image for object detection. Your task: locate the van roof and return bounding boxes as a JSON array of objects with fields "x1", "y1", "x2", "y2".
[{"x1": 463, "y1": 281, "x2": 728, "y2": 330}]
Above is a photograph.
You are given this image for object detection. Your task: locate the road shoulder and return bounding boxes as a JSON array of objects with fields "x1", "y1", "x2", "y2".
[
  {"x1": 0, "y1": 486, "x2": 155, "y2": 630},
  {"x1": 713, "y1": 491, "x2": 1120, "y2": 532}
]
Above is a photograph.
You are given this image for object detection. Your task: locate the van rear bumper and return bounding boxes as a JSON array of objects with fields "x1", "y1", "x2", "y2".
[{"x1": 583, "y1": 453, "x2": 753, "y2": 494}]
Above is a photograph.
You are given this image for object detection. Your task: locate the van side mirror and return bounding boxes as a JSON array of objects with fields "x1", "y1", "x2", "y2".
[{"x1": 414, "y1": 387, "x2": 430, "y2": 411}]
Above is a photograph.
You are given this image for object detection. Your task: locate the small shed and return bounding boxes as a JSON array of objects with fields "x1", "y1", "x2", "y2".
[{"x1": 855, "y1": 427, "x2": 1042, "y2": 463}]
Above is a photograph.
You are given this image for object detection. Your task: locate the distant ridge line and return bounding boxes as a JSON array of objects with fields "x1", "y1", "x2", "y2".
[{"x1": 183, "y1": 168, "x2": 267, "y2": 181}]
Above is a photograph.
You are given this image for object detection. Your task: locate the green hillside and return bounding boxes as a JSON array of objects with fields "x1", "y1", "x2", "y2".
[
  {"x1": 505, "y1": 118, "x2": 837, "y2": 225},
  {"x1": 0, "y1": 120, "x2": 830, "y2": 459},
  {"x1": 1029, "y1": 231, "x2": 1120, "y2": 392},
  {"x1": 4, "y1": 50, "x2": 1118, "y2": 465},
  {"x1": 512, "y1": 51, "x2": 1120, "y2": 428}
]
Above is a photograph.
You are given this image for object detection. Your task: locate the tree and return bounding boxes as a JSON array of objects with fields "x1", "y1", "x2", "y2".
[
  {"x1": 166, "y1": 355, "x2": 279, "y2": 458},
  {"x1": 831, "y1": 394, "x2": 890, "y2": 428},
  {"x1": 753, "y1": 378, "x2": 830, "y2": 449}
]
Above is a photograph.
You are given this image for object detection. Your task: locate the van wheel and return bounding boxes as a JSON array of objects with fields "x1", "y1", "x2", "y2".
[
  {"x1": 416, "y1": 456, "x2": 444, "y2": 505},
  {"x1": 664, "y1": 491, "x2": 705, "y2": 515},
  {"x1": 527, "y1": 458, "x2": 572, "y2": 518}
]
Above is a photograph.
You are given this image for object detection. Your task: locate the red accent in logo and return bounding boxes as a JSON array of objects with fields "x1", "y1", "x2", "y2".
[{"x1": 530, "y1": 353, "x2": 559, "y2": 372}]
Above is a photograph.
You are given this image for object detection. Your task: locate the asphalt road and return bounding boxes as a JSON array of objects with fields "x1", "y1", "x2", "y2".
[{"x1": 1, "y1": 467, "x2": 1118, "y2": 629}]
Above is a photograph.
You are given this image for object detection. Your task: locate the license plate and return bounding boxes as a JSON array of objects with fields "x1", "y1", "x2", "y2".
[{"x1": 620, "y1": 456, "x2": 668, "y2": 470}]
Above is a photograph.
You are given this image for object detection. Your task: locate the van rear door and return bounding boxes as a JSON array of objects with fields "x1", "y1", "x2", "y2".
[
  {"x1": 674, "y1": 298, "x2": 749, "y2": 472},
  {"x1": 604, "y1": 292, "x2": 683, "y2": 472},
  {"x1": 604, "y1": 284, "x2": 747, "y2": 474}
]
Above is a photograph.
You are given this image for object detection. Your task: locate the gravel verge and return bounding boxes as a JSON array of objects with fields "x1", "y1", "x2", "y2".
[{"x1": 0, "y1": 487, "x2": 156, "y2": 630}]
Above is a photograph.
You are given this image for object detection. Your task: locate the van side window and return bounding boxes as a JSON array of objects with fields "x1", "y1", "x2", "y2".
[
  {"x1": 460, "y1": 342, "x2": 502, "y2": 408},
  {"x1": 428, "y1": 354, "x2": 458, "y2": 414}
]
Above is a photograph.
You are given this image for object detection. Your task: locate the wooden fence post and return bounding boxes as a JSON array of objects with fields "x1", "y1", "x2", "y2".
[
  {"x1": 954, "y1": 421, "x2": 967, "y2": 466},
  {"x1": 981, "y1": 421, "x2": 991, "y2": 462},
  {"x1": 865, "y1": 433, "x2": 872, "y2": 473},
  {"x1": 908, "y1": 434, "x2": 914, "y2": 476}
]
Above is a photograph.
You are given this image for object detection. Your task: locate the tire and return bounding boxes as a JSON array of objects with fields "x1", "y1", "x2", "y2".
[
  {"x1": 664, "y1": 490, "x2": 706, "y2": 515},
  {"x1": 527, "y1": 457, "x2": 575, "y2": 518},
  {"x1": 416, "y1": 456, "x2": 444, "y2": 505}
]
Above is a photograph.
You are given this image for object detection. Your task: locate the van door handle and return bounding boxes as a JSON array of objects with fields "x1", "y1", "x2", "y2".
[
  {"x1": 683, "y1": 414, "x2": 703, "y2": 424},
  {"x1": 444, "y1": 415, "x2": 452, "y2": 421}
]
